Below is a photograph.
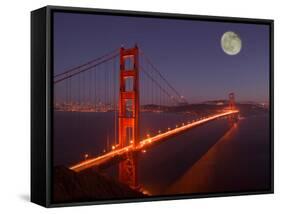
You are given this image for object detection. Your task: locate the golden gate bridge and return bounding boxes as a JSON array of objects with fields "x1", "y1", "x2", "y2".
[{"x1": 54, "y1": 45, "x2": 239, "y2": 190}]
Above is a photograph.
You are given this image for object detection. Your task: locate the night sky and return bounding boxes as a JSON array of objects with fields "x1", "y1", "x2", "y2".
[{"x1": 54, "y1": 12, "x2": 270, "y2": 103}]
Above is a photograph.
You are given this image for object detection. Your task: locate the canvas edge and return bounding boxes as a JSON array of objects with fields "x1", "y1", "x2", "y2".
[{"x1": 31, "y1": 6, "x2": 48, "y2": 207}]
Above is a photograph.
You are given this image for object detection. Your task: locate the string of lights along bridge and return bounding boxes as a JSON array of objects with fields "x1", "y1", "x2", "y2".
[{"x1": 54, "y1": 45, "x2": 239, "y2": 189}]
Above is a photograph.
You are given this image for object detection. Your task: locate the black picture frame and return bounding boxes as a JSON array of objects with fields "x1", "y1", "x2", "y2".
[{"x1": 31, "y1": 5, "x2": 274, "y2": 208}]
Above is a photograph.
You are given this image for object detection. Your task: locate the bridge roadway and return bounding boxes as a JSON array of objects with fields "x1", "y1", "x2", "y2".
[{"x1": 70, "y1": 110, "x2": 239, "y2": 172}]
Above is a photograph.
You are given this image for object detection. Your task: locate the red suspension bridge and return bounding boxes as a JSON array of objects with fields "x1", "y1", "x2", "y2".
[{"x1": 54, "y1": 45, "x2": 239, "y2": 189}]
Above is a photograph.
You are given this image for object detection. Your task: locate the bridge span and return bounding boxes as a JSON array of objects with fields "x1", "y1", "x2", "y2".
[{"x1": 70, "y1": 109, "x2": 239, "y2": 172}]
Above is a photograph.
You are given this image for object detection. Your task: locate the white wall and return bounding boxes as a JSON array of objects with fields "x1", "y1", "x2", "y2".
[{"x1": 0, "y1": 0, "x2": 279, "y2": 213}]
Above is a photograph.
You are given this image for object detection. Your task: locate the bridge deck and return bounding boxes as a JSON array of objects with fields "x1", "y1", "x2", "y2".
[{"x1": 70, "y1": 110, "x2": 239, "y2": 172}]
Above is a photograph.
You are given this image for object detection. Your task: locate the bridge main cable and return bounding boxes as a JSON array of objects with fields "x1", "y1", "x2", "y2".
[
  {"x1": 54, "y1": 53, "x2": 119, "y2": 84},
  {"x1": 54, "y1": 49, "x2": 119, "y2": 84},
  {"x1": 139, "y1": 50, "x2": 185, "y2": 103},
  {"x1": 140, "y1": 65, "x2": 177, "y2": 104}
]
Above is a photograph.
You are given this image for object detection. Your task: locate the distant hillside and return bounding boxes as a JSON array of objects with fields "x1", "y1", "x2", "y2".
[
  {"x1": 202, "y1": 100, "x2": 228, "y2": 105},
  {"x1": 141, "y1": 103, "x2": 268, "y2": 117},
  {"x1": 53, "y1": 166, "x2": 144, "y2": 204}
]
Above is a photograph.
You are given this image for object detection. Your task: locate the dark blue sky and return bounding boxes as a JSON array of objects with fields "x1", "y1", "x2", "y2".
[{"x1": 54, "y1": 12, "x2": 270, "y2": 103}]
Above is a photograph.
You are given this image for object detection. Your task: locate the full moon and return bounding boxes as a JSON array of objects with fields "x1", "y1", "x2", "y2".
[{"x1": 221, "y1": 31, "x2": 242, "y2": 55}]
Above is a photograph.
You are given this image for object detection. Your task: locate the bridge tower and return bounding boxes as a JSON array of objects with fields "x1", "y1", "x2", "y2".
[
  {"x1": 118, "y1": 45, "x2": 140, "y2": 189},
  {"x1": 228, "y1": 92, "x2": 238, "y2": 125},
  {"x1": 229, "y1": 92, "x2": 235, "y2": 110}
]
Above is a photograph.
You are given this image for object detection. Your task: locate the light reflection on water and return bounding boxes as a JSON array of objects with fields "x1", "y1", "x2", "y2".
[
  {"x1": 143, "y1": 114, "x2": 270, "y2": 195},
  {"x1": 164, "y1": 123, "x2": 239, "y2": 195}
]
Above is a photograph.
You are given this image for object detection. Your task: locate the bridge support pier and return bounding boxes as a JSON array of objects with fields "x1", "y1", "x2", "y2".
[{"x1": 118, "y1": 46, "x2": 140, "y2": 189}]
